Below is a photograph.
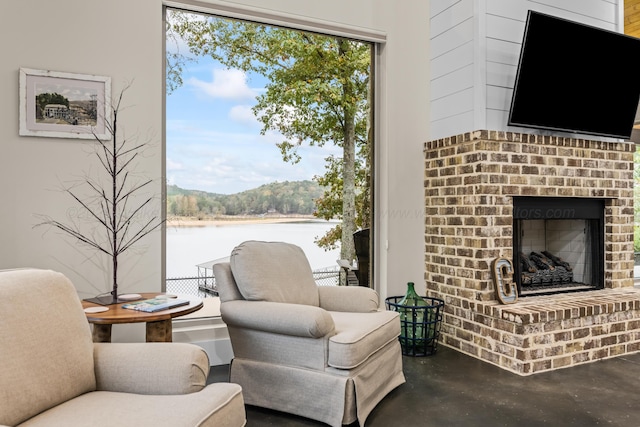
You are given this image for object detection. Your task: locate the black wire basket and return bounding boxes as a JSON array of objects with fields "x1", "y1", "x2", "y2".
[{"x1": 385, "y1": 296, "x2": 444, "y2": 357}]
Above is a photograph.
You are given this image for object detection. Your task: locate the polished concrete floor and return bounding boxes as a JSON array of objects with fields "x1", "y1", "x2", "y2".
[{"x1": 208, "y1": 345, "x2": 640, "y2": 426}]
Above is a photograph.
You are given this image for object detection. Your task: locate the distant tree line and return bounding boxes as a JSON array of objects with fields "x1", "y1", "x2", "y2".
[{"x1": 167, "y1": 180, "x2": 324, "y2": 218}]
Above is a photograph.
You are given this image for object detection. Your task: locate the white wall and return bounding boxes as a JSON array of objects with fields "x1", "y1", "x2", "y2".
[
  {"x1": 0, "y1": 0, "x2": 430, "y2": 341},
  {"x1": 1, "y1": 0, "x2": 164, "y2": 295},
  {"x1": 430, "y1": 0, "x2": 622, "y2": 140}
]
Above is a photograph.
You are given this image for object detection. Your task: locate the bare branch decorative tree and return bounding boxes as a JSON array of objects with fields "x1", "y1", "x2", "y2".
[{"x1": 35, "y1": 84, "x2": 163, "y2": 304}]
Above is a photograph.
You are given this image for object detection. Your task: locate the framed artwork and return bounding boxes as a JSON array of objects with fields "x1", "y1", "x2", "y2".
[{"x1": 19, "y1": 68, "x2": 111, "y2": 140}]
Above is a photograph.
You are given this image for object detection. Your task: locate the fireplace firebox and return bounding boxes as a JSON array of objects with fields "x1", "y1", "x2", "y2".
[{"x1": 513, "y1": 197, "x2": 604, "y2": 296}]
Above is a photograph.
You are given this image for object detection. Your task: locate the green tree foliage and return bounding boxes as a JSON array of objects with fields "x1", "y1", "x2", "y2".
[
  {"x1": 166, "y1": 180, "x2": 323, "y2": 218},
  {"x1": 36, "y1": 92, "x2": 69, "y2": 110},
  {"x1": 166, "y1": 10, "x2": 372, "y2": 260}
]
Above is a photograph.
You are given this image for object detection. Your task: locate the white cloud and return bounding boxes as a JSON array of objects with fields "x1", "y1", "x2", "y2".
[
  {"x1": 166, "y1": 110, "x2": 342, "y2": 194},
  {"x1": 166, "y1": 158, "x2": 184, "y2": 171},
  {"x1": 229, "y1": 105, "x2": 259, "y2": 126},
  {"x1": 187, "y1": 69, "x2": 258, "y2": 101}
]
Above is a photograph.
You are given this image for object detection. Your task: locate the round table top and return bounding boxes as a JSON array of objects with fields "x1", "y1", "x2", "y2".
[{"x1": 81, "y1": 292, "x2": 203, "y2": 325}]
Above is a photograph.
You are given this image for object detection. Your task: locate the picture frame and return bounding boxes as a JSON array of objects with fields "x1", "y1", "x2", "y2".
[{"x1": 19, "y1": 68, "x2": 111, "y2": 140}]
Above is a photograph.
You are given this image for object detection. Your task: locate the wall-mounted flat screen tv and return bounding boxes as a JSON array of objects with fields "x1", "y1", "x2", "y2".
[{"x1": 508, "y1": 10, "x2": 640, "y2": 140}]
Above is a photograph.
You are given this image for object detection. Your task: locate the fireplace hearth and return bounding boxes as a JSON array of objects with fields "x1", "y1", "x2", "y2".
[{"x1": 424, "y1": 130, "x2": 640, "y2": 375}]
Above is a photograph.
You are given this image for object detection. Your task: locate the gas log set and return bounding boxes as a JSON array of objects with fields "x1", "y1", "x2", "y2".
[{"x1": 520, "y1": 251, "x2": 573, "y2": 287}]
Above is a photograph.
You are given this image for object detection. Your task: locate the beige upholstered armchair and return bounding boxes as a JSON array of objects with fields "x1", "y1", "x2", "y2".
[
  {"x1": 213, "y1": 240, "x2": 405, "y2": 427},
  {"x1": 0, "y1": 268, "x2": 246, "y2": 427}
]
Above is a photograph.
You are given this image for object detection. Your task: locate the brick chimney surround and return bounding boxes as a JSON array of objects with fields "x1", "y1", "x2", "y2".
[{"x1": 424, "y1": 130, "x2": 640, "y2": 375}]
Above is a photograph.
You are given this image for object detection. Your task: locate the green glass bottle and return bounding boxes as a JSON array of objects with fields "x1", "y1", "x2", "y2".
[{"x1": 398, "y1": 282, "x2": 428, "y2": 354}]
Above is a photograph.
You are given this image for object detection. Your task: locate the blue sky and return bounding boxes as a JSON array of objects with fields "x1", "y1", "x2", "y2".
[{"x1": 165, "y1": 53, "x2": 341, "y2": 195}]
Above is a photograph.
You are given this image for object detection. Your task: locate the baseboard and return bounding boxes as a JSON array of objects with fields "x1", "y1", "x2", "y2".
[
  {"x1": 172, "y1": 315, "x2": 234, "y2": 366},
  {"x1": 189, "y1": 337, "x2": 234, "y2": 366}
]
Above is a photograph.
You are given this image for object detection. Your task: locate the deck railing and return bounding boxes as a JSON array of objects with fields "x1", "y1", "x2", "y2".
[{"x1": 166, "y1": 265, "x2": 341, "y2": 297}]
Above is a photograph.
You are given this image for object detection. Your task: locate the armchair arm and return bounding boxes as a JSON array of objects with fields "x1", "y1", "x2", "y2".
[
  {"x1": 221, "y1": 300, "x2": 334, "y2": 338},
  {"x1": 318, "y1": 285, "x2": 380, "y2": 312},
  {"x1": 93, "y1": 343, "x2": 209, "y2": 395}
]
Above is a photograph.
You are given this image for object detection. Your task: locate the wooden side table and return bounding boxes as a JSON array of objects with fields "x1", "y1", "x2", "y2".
[{"x1": 81, "y1": 293, "x2": 203, "y2": 342}]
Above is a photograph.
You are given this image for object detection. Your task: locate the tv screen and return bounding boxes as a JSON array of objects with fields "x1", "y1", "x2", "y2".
[{"x1": 508, "y1": 10, "x2": 640, "y2": 139}]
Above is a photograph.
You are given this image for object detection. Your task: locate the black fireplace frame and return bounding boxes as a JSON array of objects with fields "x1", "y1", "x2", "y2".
[{"x1": 512, "y1": 197, "x2": 605, "y2": 297}]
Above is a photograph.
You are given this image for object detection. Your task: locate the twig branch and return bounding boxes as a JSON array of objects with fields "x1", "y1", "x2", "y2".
[{"x1": 33, "y1": 83, "x2": 164, "y2": 303}]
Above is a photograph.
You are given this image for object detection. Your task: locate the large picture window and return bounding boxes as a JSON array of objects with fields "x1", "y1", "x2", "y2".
[{"x1": 164, "y1": 7, "x2": 376, "y2": 292}]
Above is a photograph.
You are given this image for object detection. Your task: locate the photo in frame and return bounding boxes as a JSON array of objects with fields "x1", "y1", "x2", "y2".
[{"x1": 19, "y1": 68, "x2": 111, "y2": 139}]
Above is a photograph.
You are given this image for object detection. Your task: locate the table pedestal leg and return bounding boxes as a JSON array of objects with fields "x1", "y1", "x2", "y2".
[
  {"x1": 146, "y1": 319, "x2": 172, "y2": 342},
  {"x1": 92, "y1": 324, "x2": 112, "y2": 343}
]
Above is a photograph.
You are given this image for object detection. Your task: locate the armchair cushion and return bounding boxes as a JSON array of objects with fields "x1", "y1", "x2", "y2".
[
  {"x1": 328, "y1": 310, "x2": 401, "y2": 369},
  {"x1": 230, "y1": 240, "x2": 319, "y2": 306},
  {"x1": 16, "y1": 384, "x2": 246, "y2": 427}
]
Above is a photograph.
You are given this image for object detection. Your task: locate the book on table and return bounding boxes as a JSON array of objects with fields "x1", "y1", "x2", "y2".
[{"x1": 122, "y1": 297, "x2": 190, "y2": 313}]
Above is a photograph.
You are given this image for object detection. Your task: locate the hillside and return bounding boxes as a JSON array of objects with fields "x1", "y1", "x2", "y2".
[{"x1": 167, "y1": 180, "x2": 324, "y2": 218}]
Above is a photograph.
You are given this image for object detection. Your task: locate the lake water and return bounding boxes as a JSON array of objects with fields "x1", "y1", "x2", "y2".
[{"x1": 166, "y1": 220, "x2": 342, "y2": 278}]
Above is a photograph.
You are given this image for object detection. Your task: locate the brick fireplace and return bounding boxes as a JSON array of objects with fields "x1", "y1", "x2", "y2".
[{"x1": 423, "y1": 130, "x2": 640, "y2": 375}]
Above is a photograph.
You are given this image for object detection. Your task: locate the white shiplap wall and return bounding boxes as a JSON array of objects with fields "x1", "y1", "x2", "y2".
[{"x1": 429, "y1": 0, "x2": 621, "y2": 140}]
